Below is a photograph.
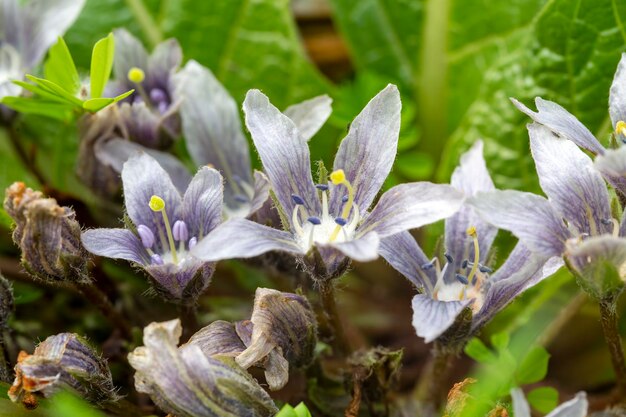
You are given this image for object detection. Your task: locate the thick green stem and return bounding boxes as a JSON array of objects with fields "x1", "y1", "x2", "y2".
[
  {"x1": 414, "y1": 342, "x2": 456, "y2": 416},
  {"x1": 124, "y1": 0, "x2": 163, "y2": 48},
  {"x1": 318, "y1": 280, "x2": 351, "y2": 357},
  {"x1": 599, "y1": 296, "x2": 626, "y2": 398}
]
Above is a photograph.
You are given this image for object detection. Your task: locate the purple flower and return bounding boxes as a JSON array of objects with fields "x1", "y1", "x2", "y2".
[
  {"x1": 81, "y1": 153, "x2": 223, "y2": 303},
  {"x1": 191, "y1": 85, "x2": 464, "y2": 279},
  {"x1": 379, "y1": 141, "x2": 562, "y2": 343},
  {"x1": 468, "y1": 123, "x2": 626, "y2": 299}
]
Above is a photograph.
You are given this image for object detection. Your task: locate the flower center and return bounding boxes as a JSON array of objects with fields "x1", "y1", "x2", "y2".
[
  {"x1": 138, "y1": 195, "x2": 197, "y2": 266},
  {"x1": 290, "y1": 169, "x2": 360, "y2": 252},
  {"x1": 423, "y1": 226, "x2": 490, "y2": 312},
  {"x1": 127, "y1": 67, "x2": 170, "y2": 114},
  {"x1": 616, "y1": 121, "x2": 626, "y2": 143}
]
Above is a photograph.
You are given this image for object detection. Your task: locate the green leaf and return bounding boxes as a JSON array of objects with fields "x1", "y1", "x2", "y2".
[
  {"x1": 90, "y1": 33, "x2": 115, "y2": 99},
  {"x1": 275, "y1": 404, "x2": 297, "y2": 417},
  {"x1": 24, "y1": 75, "x2": 83, "y2": 107},
  {"x1": 464, "y1": 338, "x2": 496, "y2": 364},
  {"x1": 162, "y1": 0, "x2": 330, "y2": 107},
  {"x1": 515, "y1": 346, "x2": 550, "y2": 385},
  {"x1": 527, "y1": 386, "x2": 559, "y2": 414},
  {"x1": 491, "y1": 332, "x2": 510, "y2": 352},
  {"x1": 1, "y1": 97, "x2": 74, "y2": 121},
  {"x1": 44, "y1": 37, "x2": 80, "y2": 94},
  {"x1": 294, "y1": 403, "x2": 312, "y2": 417},
  {"x1": 48, "y1": 392, "x2": 106, "y2": 417},
  {"x1": 82, "y1": 88, "x2": 134, "y2": 112}
]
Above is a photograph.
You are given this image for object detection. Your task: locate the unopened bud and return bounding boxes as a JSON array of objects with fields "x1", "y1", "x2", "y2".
[
  {"x1": 4, "y1": 183, "x2": 89, "y2": 283},
  {"x1": 8, "y1": 333, "x2": 117, "y2": 409},
  {"x1": 129, "y1": 319, "x2": 277, "y2": 417}
]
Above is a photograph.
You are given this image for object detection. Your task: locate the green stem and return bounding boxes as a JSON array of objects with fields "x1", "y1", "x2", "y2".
[
  {"x1": 124, "y1": 0, "x2": 163, "y2": 48},
  {"x1": 599, "y1": 295, "x2": 626, "y2": 398},
  {"x1": 414, "y1": 342, "x2": 456, "y2": 416},
  {"x1": 75, "y1": 282, "x2": 133, "y2": 340},
  {"x1": 318, "y1": 280, "x2": 351, "y2": 357}
]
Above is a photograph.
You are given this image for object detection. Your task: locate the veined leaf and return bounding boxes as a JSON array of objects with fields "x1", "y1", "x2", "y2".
[
  {"x1": 90, "y1": 33, "x2": 115, "y2": 99},
  {"x1": 44, "y1": 37, "x2": 80, "y2": 94},
  {"x1": 24, "y1": 75, "x2": 83, "y2": 106}
]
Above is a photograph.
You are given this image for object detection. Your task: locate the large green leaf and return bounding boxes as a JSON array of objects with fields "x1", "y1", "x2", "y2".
[
  {"x1": 161, "y1": 0, "x2": 331, "y2": 107},
  {"x1": 90, "y1": 33, "x2": 115, "y2": 99},
  {"x1": 44, "y1": 37, "x2": 80, "y2": 94}
]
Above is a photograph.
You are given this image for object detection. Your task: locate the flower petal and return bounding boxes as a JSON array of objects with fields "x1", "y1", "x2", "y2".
[
  {"x1": 379, "y1": 231, "x2": 436, "y2": 290},
  {"x1": 358, "y1": 183, "x2": 464, "y2": 239},
  {"x1": 173, "y1": 62, "x2": 254, "y2": 205},
  {"x1": 566, "y1": 235, "x2": 626, "y2": 286},
  {"x1": 144, "y1": 260, "x2": 213, "y2": 302},
  {"x1": 511, "y1": 97, "x2": 604, "y2": 155},
  {"x1": 283, "y1": 95, "x2": 332, "y2": 141},
  {"x1": 320, "y1": 231, "x2": 380, "y2": 262},
  {"x1": 121, "y1": 153, "x2": 182, "y2": 245},
  {"x1": 191, "y1": 218, "x2": 303, "y2": 262},
  {"x1": 529, "y1": 122, "x2": 612, "y2": 236},
  {"x1": 411, "y1": 294, "x2": 471, "y2": 343},
  {"x1": 547, "y1": 392, "x2": 587, "y2": 417},
  {"x1": 0, "y1": 44, "x2": 23, "y2": 99},
  {"x1": 113, "y1": 29, "x2": 149, "y2": 90},
  {"x1": 593, "y1": 147, "x2": 626, "y2": 197},
  {"x1": 330, "y1": 84, "x2": 401, "y2": 213},
  {"x1": 510, "y1": 388, "x2": 531, "y2": 417},
  {"x1": 248, "y1": 170, "x2": 271, "y2": 218},
  {"x1": 147, "y1": 38, "x2": 182, "y2": 88},
  {"x1": 96, "y1": 138, "x2": 192, "y2": 193},
  {"x1": 183, "y1": 166, "x2": 223, "y2": 240},
  {"x1": 243, "y1": 89, "x2": 320, "y2": 218},
  {"x1": 81, "y1": 228, "x2": 147, "y2": 264},
  {"x1": 610, "y1": 53, "x2": 626, "y2": 131},
  {"x1": 468, "y1": 190, "x2": 569, "y2": 258},
  {"x1": 445, "y1": 140, "x2": 497, "y2": 282}
]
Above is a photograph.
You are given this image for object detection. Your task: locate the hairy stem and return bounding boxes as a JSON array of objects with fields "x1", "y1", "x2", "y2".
[
  {"x1": 179, "y1": 303, "x2": 199, "y2": 343},
  {"x1": 414, "y1": 342, "x2": 456, "y2": 416},
  {"x1": 124, "y1": 0, "x2": 163, "y2": 48},
  {"x1": 318, "y1": 280, "x2": 351, "y2": 357},
  {"x1": 599, "y1": 295, "x2": 626, "y2": 398},
  {"x1": 75, "y1": 282, "x2": 133, "y2": 340}
]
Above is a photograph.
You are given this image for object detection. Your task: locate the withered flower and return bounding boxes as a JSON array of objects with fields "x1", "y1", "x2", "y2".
[{"x1": 8, "y1": 333, "x2": 117, "y2": 409}]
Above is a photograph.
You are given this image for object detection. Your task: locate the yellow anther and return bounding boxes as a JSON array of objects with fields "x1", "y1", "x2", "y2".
[
  {"x1": 330, "y1": 169, "x2": 346, "y2": 185},
  {"x1": 616, "y1": 121, "x2": 626, "y2": 136},
  {"x1": 466, "y1": 225, "x2": 480, "y2": 286},
  {"x1": 466, "y1": 226, "x2": 477, "y2": 237},
  {"x1": 149, "y1": 195, "x2": 165, "y2": 211},
  {"x1": 128, "y1": 67, "x2": 145, "y2": 84}
]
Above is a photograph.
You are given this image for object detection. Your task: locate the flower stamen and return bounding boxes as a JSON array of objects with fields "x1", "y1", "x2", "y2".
[
  {"x1": 149, "y1": 195, "x2": 178, "y2": 264},
  {"x1": 616, "y1": 121, "x2": 626, "y2": 140},
  {"x1": 329, "y1": 169, "x2": 355, "y2": 241},
  {"x1": 466, "y1": 226, "x2": 480, "y2": 286}
]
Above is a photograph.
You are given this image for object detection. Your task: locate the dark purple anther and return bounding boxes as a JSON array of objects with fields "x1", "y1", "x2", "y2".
[
  {"x1": 456, "y1": 274, "x2": 469, "y2": 285},
  {"x1": 307, "y1": 216, "x2": 321, "y2": 225},
  {"x1": 291, "y1": 194, "x2": 305, "y2": 205},
  {"x1": 334, "y1": 217, "x2": 347, "y2": 226},
  {"x1": 315, "y1": 184, "x2": 329, "y2": 191}
]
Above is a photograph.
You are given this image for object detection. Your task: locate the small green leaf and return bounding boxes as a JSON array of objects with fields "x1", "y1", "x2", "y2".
[
  {"x1": 275, "y1": 404, "x2": 297, "y2": 417},
  {"x1": 294, "y1": 402, "x2": 312, "y2": 417},
  {"x1": 13, "y1": 80, "x2": 67, "y2": 103},
  {"x1": 48, "y1": 391, "x2": 106, "y2": 417},
  {"x1": 1, "y1": 97, "x2": 74, "y2": 120},
  {"x1": 44, "y1": 37, "x2": 80, "y2": 94},
  {"x1": 464, "y1": 338, "x2": 496, "y2": 364},
  {"x1": 82, "y1": 97, "x2": 114, "y2": 112},
  {"x1": 90, "y1": 33, "x2": 115, "y2": 99},
  {"x1": 490, "y1": 332, "x2": 510, "y2": 352},
  {"x1": 24, "y1": 75, "x2": 83, "y2": 106},
  {"x1": 527, "y1": 386, "x2": 559, "y2": 414},
  {"x1": 515, "y1": 346, "x2": 550, "y2": 385}
]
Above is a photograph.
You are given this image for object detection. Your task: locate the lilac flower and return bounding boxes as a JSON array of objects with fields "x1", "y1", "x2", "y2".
[
  {"x1": 81, "y1": 153, "x2": 222, "y2": 303},
  {"x1": 191, "y1": 85, "x2": 464, "y2": 279},
  {"x1": 0, "y1": 0, "x2": 85, "y2": 101},
  {"x1": 511, "y1": 388, "x2": 587, "y2": 417},
  {"x1": 468, "y1": 123, "x2": 626, "y2": 299},
  {"x1": 379, "y1": 141, "x2": 562, "y2": 343}
]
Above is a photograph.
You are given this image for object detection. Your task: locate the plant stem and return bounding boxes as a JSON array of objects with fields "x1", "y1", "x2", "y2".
[
  {"x1": 102, "y1": 398, "x2": 146, "y2": 417},
  {"x1": 318, "y1": 280, "x2": 351, "y2": 357},
  {"x1": 75, "y1": 282, "x2": 133, "y2": 340},
  {"x1": 179, "y1": 303, "x2": 199, "y2": 343},
  {"x1": 125, "y1": 0, "x2": 163, "y2": 48},
  {"x1": 599, "y1": 295, "x2": 626, "y2": 398},
  {"x1": 5, "y1": 125, "x2": 47, "y2": 188},
  {"x1": 414, "y1": 342, "x2": 456, "y2": 416}
]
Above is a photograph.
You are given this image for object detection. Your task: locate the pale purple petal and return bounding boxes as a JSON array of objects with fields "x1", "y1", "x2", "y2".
[
  {"x1": 547, "y1": 392, "x2": 587, "y2": 417},
  {"x1": 566, "y1": 235, "x2": 626, "y2": 283},
  {"x1": 468, "y1": 190, "x2": 570, "y2": 258},
  {"x1": 511, "y1": 97, "x2": 604, "y2": 155},
  {"x1": 320, "y1": 232, "x2": 380, "y2": 262},
  {"x1": 610, "y1": 53, "x2": 626, "y2": 131},
  {"x1": 248, "y1": 171, "x2": 271, "y2": 218},
  {"x1": 16, "y1": 0, "x2": 85, "y2": 68},
  {"x1": 529, "y1": 122, "x2": 612, "y2": 236},
  {"x1": 191, "y1": 218, "x2": 303, "y2": 262},
  {"x1": 283, "y1": 95, "x2": 332, "y2": 141},
  {"x1": 113, "y1": 28, "x2": 149, "y2": 90},
  {"x1": 173, "y1": 61, "x2": 253, "y2": 205},
  {"x1": 411, "y1": 294, "x2": 471, "y2": 343},
  {"x1": 510, "y1": 388, "x2": 531, "y2": 417},
  {"x1": 330, "y1": 84, "x2": 401, "y2": 214},
  {"x1": 0, "y1": 44, "x2": 23, "y2": 99},
  {"x1": 358, "y1": 183, "x2": 464, "y2": 239},
  {"x1": 96, "y1": 138, "x2": 192, "y2": 193},
  {"x1": 379, "y1": 232, "x2": 436, "y2": 290},
  {"x1": 445, "y1": 140, "x2": 497, "y2": 281},
  {"x1": 147, "y1": 38, "x2": 182, "y2": 88},
  {"x1": 183, "y1": 166, "x2": 223, "y2": 239},
  {"x1": 594, "y1": 147, "x2": 626, "y2": 197},
  {"x1": 121, "y1": 153, "x2": 182, "y2": 245},
  {"x1": 81, "y1": 228, "x2": 147, "y2": 265},
  {"x1": 243, "y1": 89, "x2": 320, "y2": 218},
  {"x1": 144, "y1": 260, "x2": 213, "y2": 302},
  {"x1": 117, "y1": 101, "x2": 167, "y2": 148}
]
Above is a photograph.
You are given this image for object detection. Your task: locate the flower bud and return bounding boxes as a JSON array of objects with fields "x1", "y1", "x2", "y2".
[
  {"x1": 185, "y1": 320, "x2": 246, "y2": 357},
  {"x1": 236, "y1": 288, "x2": 317, "y2": 391},
  {"x1": 129, "y1": 319, "x2": 277, "y2": 417},
  {"x1": 4, "y1": 183, "x2": 89, "y2": 283},
  {"x1": 8, "y1": 333, "x2": 117, "y2": 409}
]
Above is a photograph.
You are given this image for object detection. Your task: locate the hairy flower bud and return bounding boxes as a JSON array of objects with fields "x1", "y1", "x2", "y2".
[
  {"x1": 236, "y1": 288, "x2": 317, "y2": 391},
  {"x1": 129, "y1": 319, "x2": 277, "y2": 417},
  {"x1": 4, "y1": 183, "x2": 89, "y2": 283},
  {"x1": 8, "y1": 333, "x2": 117, "y2": 409},
  {"x1": 185, "y1": 320, "x2": 247, "y2": 357}
]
